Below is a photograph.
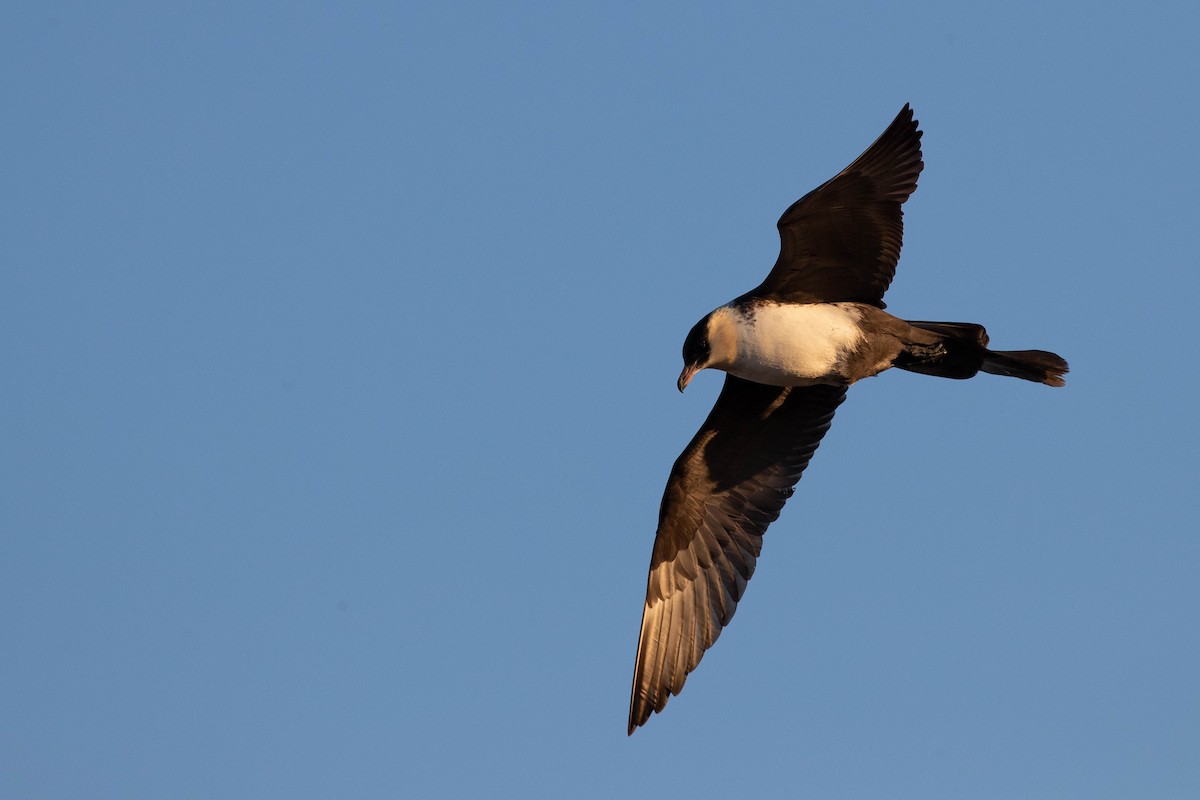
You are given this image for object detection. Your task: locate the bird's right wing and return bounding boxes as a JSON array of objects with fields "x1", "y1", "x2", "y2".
[{"x1": 628, "y1": 377, "x2": 846, "y2": 734}]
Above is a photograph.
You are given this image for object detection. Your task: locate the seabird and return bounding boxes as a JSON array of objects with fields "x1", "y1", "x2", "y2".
[{"x1": 628, "y1": 105, "x2": 1068, "y2": 734}]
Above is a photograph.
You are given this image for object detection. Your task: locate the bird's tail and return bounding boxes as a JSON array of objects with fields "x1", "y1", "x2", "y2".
[
  {"x1": 979, "y1": 349, "x2": 1069, "y2": 387},
  {"x1": 897, "y1": 321, "x2": 1068, "y2": 387}
]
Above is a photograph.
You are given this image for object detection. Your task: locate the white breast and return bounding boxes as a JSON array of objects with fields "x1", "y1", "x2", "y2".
[{"x1": 727, "y1": 302, "x2": 865, "y2": 386}]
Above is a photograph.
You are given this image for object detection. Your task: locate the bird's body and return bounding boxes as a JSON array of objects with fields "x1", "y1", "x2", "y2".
[
  {"x1": 629, "y1": 105, "x2": 1068, "y2": 735},
  {"x1": 698, "y1": 301, "x2": 872, "y2": 387},
  {"x1": 686, "y1": 299, "x2": 1065, "y2": 391},
  {"x1": 694, "y1": 299, "x2": 950, "y2": 388}
]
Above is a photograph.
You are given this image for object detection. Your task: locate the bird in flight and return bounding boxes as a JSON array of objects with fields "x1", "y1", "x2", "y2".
[{"x1": 628, "y1": 104, "x2": 1068, "y2": 734}]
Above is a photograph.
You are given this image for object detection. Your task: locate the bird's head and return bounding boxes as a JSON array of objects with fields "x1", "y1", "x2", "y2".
[{"x1": 678, "y1": 307, "x2": 737, "y2": 392}]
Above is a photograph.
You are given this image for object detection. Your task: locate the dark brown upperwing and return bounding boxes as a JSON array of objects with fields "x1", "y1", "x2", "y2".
[
  {"x1": 748, "y1": 104, "x2": 923, "y2": 308},
  {"x1": 628, "y1": 377, "x2": 846, "y2": 734}
]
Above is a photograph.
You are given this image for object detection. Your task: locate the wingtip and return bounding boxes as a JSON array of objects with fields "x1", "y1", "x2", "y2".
[
  {"x1": 628, "y1": 684, "x2": 653, "y2": 735},
  {"x1": 627, "y1": 703, "x2": 645, "y2": 736},
  {"x1": 893, "y1": 102, "x2": 920, "y2": 138}
]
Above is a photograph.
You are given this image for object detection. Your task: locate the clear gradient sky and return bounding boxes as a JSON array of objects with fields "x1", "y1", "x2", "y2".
[{"x1": 3, "y1": 2, "x2": 1198, "y2": 798}]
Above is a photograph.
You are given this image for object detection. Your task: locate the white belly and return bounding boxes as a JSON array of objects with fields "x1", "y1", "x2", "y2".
[{"x1": 729, "y1": 302, "x2": 865, "y2": 386}]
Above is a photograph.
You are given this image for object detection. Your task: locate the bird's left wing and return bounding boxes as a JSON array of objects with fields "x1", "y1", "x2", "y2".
[
  {"x1": 628, "y1": 377, "x2": 846, "y2": 734},
  {"x1": 749, "y1": 104, "x2": 923, "y2": 308}
]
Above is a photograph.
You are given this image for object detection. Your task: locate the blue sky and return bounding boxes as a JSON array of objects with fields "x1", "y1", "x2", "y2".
[{"x1": 3, "y1": 2, "x2": 1198, "y2": 797}]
